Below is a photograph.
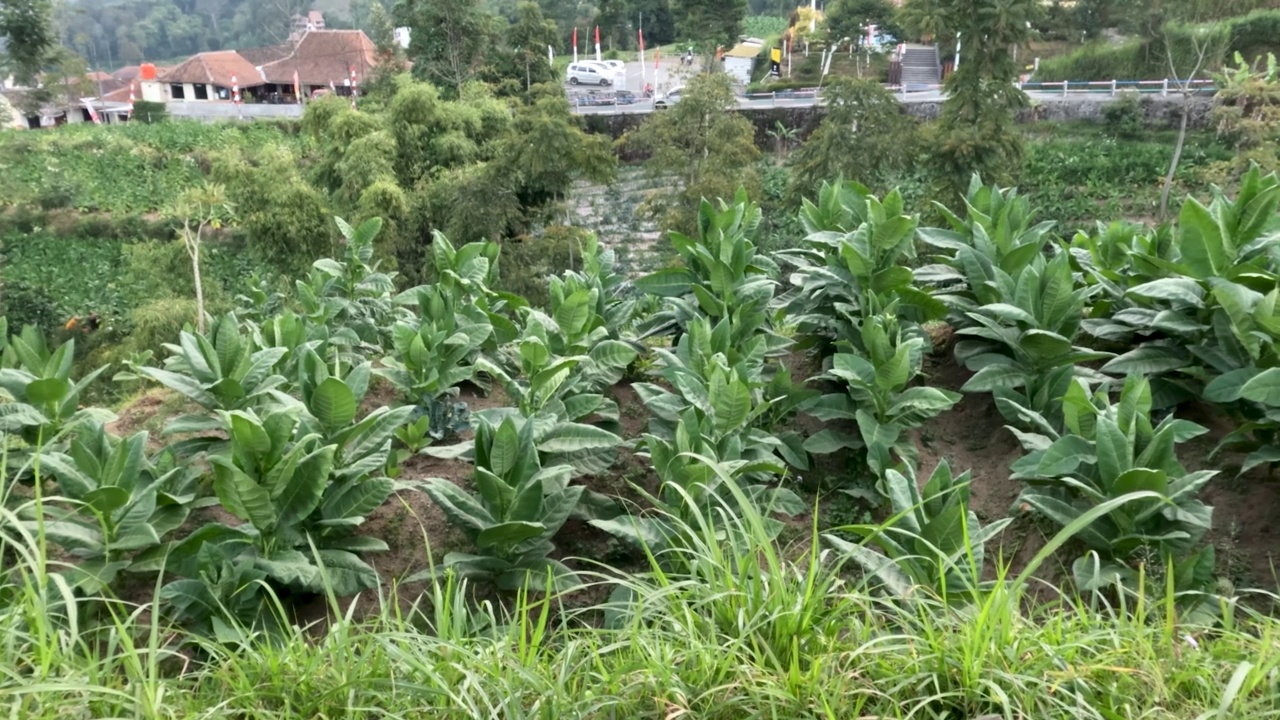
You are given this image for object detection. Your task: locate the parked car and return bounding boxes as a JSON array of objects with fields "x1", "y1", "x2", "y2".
[
  {"x1": 567, "y1": 63, "x2": 611, "y2": 86},
  {"x1": 654, "y1": 86, "x2": 683, "y2": 108}
]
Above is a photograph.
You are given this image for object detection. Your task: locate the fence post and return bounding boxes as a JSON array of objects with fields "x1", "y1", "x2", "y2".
[
  {"x1": 1110, "y1": 79, "x2": 1117, "y2": 97},
  {"x1": 1062, "y1": 80, "x2": 1068, "y2": 97},
  {"x1": 1162, "y1": 78, "x2": 1169, "y2": 97},
  {"x1": 772, "y1": 92, "x2": 777, "y2": 108}
]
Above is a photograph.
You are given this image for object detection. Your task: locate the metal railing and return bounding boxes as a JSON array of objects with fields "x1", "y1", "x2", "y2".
[{"x1": 570, "y1": 77, "x2": 1220, "y2": 113}]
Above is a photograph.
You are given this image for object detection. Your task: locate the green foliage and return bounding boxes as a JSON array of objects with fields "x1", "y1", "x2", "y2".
[
  {"x1": 0, "y1": 0, "x2": 54, "y2": 83},
  {"x1": 377, "y1": 284, "x2": 491, "y2": 433},
  {"x1": 1213, "y1": 51, "x2": 1280, "y2": 174},
  {"x1": 1008, "y1": 376, "x2": 1216, "y2": 597},
  {"x1": 826, "y1": 460, "x2": 1011, "y2": 600},
  {"x1": 131, "y1": 101, "x2": 168, "y2": 124},
  {"x1": 418, "y1": 416, "x2": 583, "y2": 590},
  {"x1": 216, "y1": 146, "x2": 334, "y2": 276},
  {"x1": 29, "y1": 423, "x2": 204, "y2": 594},
  {"x1": 1088, "y1": 168, "x2": 1280, "y2": 405},
  {"x1": 140, "y1": 312, "x2": 287, "y2": 419},
  {"x1": 623, "y1": 73, "x2": 760, "y2": 232},
  {"x1": 931, "y1": 0, "x2": 1038, "y2": 193},
  {"x1": 787, "y1": 78, "x2": 919, "y2": 201},
  {"x1": 673, "y1": 0, "x2": 747, "y2": 49},
  {"x1": 918, "y1": 176, "x2": 1058, "y2": 316},
  {"x1": 780, "y1": 180, "x2": 944, "y2": 353},
  {"x1": 0, "y1": 326, "x2": 111, "y2": 450},
  {"x1": 0, "y1": 123, "x2": 297, "y2": 214},
  {"x1": 950, "y1": 251, "x2": 1113, "y2": 429},
  {"x1": 811, "y1": 315, "x2": 960, "y2": 476},
  {"x1": 635, "y1": 192, "x2": 785, "y2": 351},
  {"x1": 1102, "y1": 92, "x2": 1145, "y2": 140}
]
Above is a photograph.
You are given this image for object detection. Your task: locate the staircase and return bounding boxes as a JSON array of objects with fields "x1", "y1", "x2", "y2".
[{"x1": 900, "y1": 44, "x2": 940, "y2": 87}]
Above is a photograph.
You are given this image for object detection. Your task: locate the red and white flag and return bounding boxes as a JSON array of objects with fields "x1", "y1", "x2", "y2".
[
  {"x1": 127, "y1": 81, "x2": 136, "y2": 119},
  {"x1": 231, "y1": 74, "x2": 242, "y2": 119},
  {"x1": 638, "y1": 29, "x2": 646, "y2": 83},
  {"x1": 572, "y1": 27, "x2": 578, "y2": 63},
  {"x1": 293, "y1": 69, "x2": 302, "y2": 104},
  {"x1": 594, "y1": 25, "x2": 601, "y2": 62},
  {"x1": 350, "y1": 65, "x2": 358, "y2": 109},
  {"x1": 82, "y1": 99, "x2": 101, "y2": 125}
]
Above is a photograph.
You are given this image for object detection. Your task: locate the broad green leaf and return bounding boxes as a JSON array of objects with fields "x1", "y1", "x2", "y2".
[
  {"x1": 311, "y1": 377, "x2": 357, "y2": 431},
  {"x1": 276, "y1": 445, "x2": 335, "y2": 528},
  {"x1": 634, "y1": 268, "x2": 694, "y2": 298}
]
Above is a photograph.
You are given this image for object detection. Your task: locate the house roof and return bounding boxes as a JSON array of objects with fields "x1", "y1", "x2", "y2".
[
  {"x1": 159, "y1": 50, "x2": 264, "y2": 87},
  {"x1": 239, "y1": 44, "x2": 293, "y2": 66},
  {"x1": 260, "y1": 30, "x2": 377, "y2": 85},
  {"x1": 309, "y1": 11, "x2": 325, "y2": 23},
  {"x1": 724, "y1": 43, "x2": 763, "y2": 59},
  {"x1": 101, "y1": 85, "x2": 134, "y2": 103}
]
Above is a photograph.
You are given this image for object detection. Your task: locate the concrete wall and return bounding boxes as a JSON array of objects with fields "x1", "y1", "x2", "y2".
[
  {"x1": 583, "y1": 95, "x2": 1216, "y2": 151},
  {"x1": 167, "y1": 101, "x2": 303, "y2": 123}
]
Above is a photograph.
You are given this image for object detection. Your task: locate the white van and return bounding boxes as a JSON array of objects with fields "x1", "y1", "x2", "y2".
[{"x1": 567, "y1": 63, "x2": 611, "y2": 86}]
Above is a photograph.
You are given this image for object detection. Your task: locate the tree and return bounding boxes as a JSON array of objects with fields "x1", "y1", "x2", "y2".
[
  {"x1": 1159, "y1": 26, "x2": 1222, "y2": 220},
  {"x1": 672, "y1": 0, "x2": 746, "y2": 51},
  {"x1": 787, "y1": 77, "x2": 919, "y2": 201},
  {"x1": 622, "y1": 72, "x2": 760, "y2": 231},
  {"x1": 397, "y1": 0, "x2": 498, "y2": 95},
  {"x1": 932, "y1": 0, "x2": 1039, "y2": 195},
  {"x1": 896, "y1": 0, "x2": 950, "y2": 44},
  {"x1": 0, "y1": 0, "x2": 55, "y2": 83},
  {"x1": 172, "y1": 183, "x2": 234, "y2": 334},
  {"x1": 826, "y1": 0, "x2": 900, "y2": 48},
  {"x1": 505, "y1": 2, "x2": 560, "y2": 90}
]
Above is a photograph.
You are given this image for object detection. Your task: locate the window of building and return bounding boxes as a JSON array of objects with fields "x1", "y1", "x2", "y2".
[
  {"x1": 170, "y1": 84, "x2": 186, "y2": 99},
  {"x1": 193, "y1": 83, "x2": 209, "y2": 100}
]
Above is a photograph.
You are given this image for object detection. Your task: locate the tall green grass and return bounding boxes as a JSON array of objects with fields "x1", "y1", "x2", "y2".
[{"x1": 3, "y1": 464, "x2": 1279, "y2": 718}]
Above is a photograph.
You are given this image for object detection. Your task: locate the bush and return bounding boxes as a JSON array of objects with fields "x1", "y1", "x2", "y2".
[
  {"x1": 2, "y1": 281, "x2": 66, "y2": 334},
  {"x1": 1102, "y1": 92, "x2": 1145, "y2": 139},
  {"x1": 126, "y1": 297, "x2": 198, "y2": 355},
  {"x1": 131, "y1": 101, "x2": 168, "y2": 123},
  {"x1": 494, "y1": 226, "x2": 588, "y2": 307}
]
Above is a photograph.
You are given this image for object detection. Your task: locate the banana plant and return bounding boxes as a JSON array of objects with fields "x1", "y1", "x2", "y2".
[
  {"x1": 917, "y1": 175, "x2": 1058, "y2": 322},
  {"x1": 634, "y1": 190, "x2": 787, "y2": 355},
  {"x1": 824, "y1": 460, "x2": 1011, "y2": 601},
  {"x1": 954, "y1": 252, "x2": 1112, "y2": 428},
  {"x1": 0, "y1": 324, "x2": 112, "y2": 455},
  {"x1": 810, "y1": 314, "x2": 960, "y2": 477},
  {"x1": 28, "y1": 423, "x2": 206, "y2": 594},
  {"x1": 377, "y1": 284, "x2": 492, "y2": 439},
  {"x1": 779, "y1": 180, "x2": 945, "y2": 352},
  {"x1": 416, "y1": 416, "x2": 583, "y2": 591},
  {"x1": 1006, "y1": 376, "x2": 1216, "y2": 594},
  {"x1": 141, "y1": 312, "x2": 288, "y2": 425}
]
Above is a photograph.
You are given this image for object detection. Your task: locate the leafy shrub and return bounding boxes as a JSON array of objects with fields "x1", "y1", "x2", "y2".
[
  {"x1": 131, "y1": 101, "x2": 168, "y2": 123},
  {"x1": 493, "y1": 226, "x2": 586, "y2": 308},
  {"x1": 826, "y1": 460, "x2": 1011, "y2": 601},
  {"x1": 1102, "y1": 92, "x2": 1144, "y2": 139},
  {"x1": 2, "y1": 281, "x2": 65, "y2": 335},
  {"x1": 1008, "y1": 376, "x2": 1216, "y2": 599},
  {"x1": 418, "y1": 416, "x2": 584, "y2": 591}
]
